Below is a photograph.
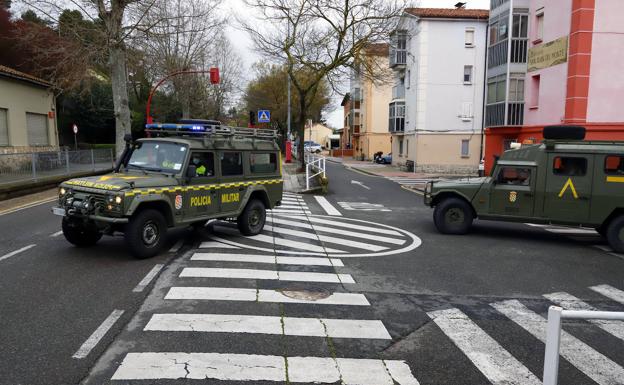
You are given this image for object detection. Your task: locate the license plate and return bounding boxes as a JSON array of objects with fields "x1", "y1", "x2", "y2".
[{"x1": 52, "y1": 207, "x2": 66, "y2": 216}]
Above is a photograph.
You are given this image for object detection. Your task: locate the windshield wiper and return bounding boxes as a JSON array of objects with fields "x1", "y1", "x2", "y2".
[{"x1": 127, "y1": 164, "x2": 149, "y2": 175}]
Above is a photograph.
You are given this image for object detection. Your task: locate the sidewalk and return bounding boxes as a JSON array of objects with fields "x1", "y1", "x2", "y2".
[{"x1": 327, "y1": 157, "x2": 463, "y2": 179}]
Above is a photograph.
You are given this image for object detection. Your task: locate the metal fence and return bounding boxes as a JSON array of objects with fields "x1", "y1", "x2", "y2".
[
  {"x1": 0, "y1": 149, "x2": 115, "y2": 186},
  {"x1": 305, "y1": 153, "x2": 326, "y2": 191}
]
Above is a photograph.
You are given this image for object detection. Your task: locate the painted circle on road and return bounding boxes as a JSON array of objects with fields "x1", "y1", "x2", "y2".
[{"x1": 207, "y1": 213, "x2": 422, "y2": 258}]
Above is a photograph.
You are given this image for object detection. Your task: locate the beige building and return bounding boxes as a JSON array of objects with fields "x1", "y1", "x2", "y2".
[
  {"x1": 350, "y1": 44, "x2": 392, "y2": 160},
  {"x1": 304, "y1": 121, "x2": 333, "y2": 148},
  {"x1": 0, "y1": 65, "x2": 58, "y2": 154}
]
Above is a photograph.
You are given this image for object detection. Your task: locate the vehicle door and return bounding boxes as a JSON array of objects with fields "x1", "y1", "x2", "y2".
[
  {"x1": 218, "y1": 151, "x2": 245, "y2": 214},
  {"x1": 489, "y1": 166, "x2": 535, "y2": 217},
  {"x1": 250, "y1": 151, "x2": 280, "y2": 204},
  {"x1": 183, "y1": 151, "x2": 218, "y2": 221},
  {"x1": 543, "y1": 154, "x2": 593, "y2": 223}
]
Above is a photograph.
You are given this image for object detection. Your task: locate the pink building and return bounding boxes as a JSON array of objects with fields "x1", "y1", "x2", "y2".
[
  {"x1": 525, "y1": 0, "x2": 624, "y2": 125},
  {"x1": 484, "y1": 0, "x2": 624, "y2": 173}
]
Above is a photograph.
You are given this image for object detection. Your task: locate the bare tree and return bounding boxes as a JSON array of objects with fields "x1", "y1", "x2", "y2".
[
  {"x1": 241, "y1": 0, "x2": 405, "y2": 168},
  {"x1": 136, "y1": 0, "x2": 222, "y2": 118}
]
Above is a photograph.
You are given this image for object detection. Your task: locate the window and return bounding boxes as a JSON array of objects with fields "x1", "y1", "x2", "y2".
[
  {"x1": 220, "y1": 152, "x2": 243, "y2": 176},
  {"x1": 497, "y1": 167, "x2": 531, "y2": 186},
  {"x1": 26, "y1": 112, "x2": 48, "y2": 146},
  {"x1": 128, "y1": 142, "x2": 188, "y2": 173},
  {"x1": 250, "y1": 153, "x2": 277, "y2": 173},
  {"x1": 509, "y1": 77, "x2": 525, "y2": 102},
  {"x1": 0, "y1": 108, "x2": 7, "y2": 146},
  {"x1": 553, "y1": 157, "x2": 587, "y2": 176},
  {"x1": 512, "y1": 14, "x2": 529, "y2": 38},
  {"x1": 487, "y1": 75, "x2": 507, "y2": 104},
  {"x1": 535, "y1": 11, "x2": 544, "y2": 42},
  {"x1": 189, "y1": 152, "x2": 215, "y2": 177},
  {"x1": 406, "y1": 70, "x2": 411, "y2": 89},
  {"x1": 489, "y1": 22, "x2": 499, "y2": 45},
  {"x1": 605, "y1": 156, "x2": 624, "y2": 175},
  {"x1": 461, "y1": 140, "x2": 470, "y2": 157},
  {"x1": 465, "y1": 29, "x2": 475, "y2": 47},
  {"x1": 464, "y1": 65, "x2": 473, "y2": 84},
  {"x1": 388, "y1": 101, "x2": 405, "y2": 132},
  {"x1": 406, "y1": 140, "x2": 409, "y2": 156},
  {"x1": 530, "y1": 75, "x2": 540, "y2": 108},
  {"x1": 461, "y1": 102, "x2": 473, "y2": 121},
  {"x1": 399, "y1": 139, "x2": 404, "y2": 155}
]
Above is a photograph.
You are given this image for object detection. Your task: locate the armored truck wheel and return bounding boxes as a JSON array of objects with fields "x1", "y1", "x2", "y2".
[
  {"x1": 433, "y1": 197, "x2": 474, "y2": 235},
  {"x1": 125, "y1": 209, "x2": 168, "y2": 259},
  {"x1": 605, "y1": 216, "x2": 624, "y2": 253},
  {"x1": 237, "y1": 199, "x2": 266, "y2": 236},
  {"x1": 62, "y1": 217, "x2": 102, "y2": 247}
]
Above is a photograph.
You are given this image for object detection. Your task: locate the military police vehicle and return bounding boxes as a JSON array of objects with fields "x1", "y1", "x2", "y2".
[
  {"x1": 424, "y1": 126, "x2": 624, "y2": 252},
  {"x1": 53, "y1": 120, "x2": 283, "y2": 258}
]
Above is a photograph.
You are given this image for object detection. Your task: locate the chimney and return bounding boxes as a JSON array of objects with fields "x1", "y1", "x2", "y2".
[{"x1": 455, "y1": 2, "x2": 467, "y2": 9}]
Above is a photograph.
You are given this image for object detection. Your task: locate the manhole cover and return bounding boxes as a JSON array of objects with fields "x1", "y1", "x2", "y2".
[{"x1": 279, "y1": 288, "x2": 331, "y2": 301}]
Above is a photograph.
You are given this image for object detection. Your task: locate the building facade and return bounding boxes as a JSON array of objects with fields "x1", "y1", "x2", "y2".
[
  {"x1": 485, "y1": 0, "x2": 530, "y2": 127},
  {"x1": 349, "y1": 44, "x2": 393, "y2": 160},
  {"x1": 484, "y1": 0, "x2": 624, "y2": 173},
  {"x1": 388, "y1": 7, "x2": 488, "y2": 174},
  {"x1": 0, "y1": 65, "x2": 58, "y2": 153}
]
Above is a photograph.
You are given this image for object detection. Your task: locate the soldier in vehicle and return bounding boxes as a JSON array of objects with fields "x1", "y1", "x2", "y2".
[{"x1": 191, "y1": 153, "x2": 213, "y2": 177}]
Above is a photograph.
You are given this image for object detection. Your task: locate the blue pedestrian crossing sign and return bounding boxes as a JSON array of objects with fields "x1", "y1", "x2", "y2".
[{"x1": 258, "y1": 110, "x2": 270, "y2": 123}]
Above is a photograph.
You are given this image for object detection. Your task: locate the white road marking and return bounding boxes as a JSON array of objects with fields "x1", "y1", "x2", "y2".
[
  {"x1": 314, "y1": 196, "x2": 342, "y2": 216},
  {"x1": 351, "y1": 180, "x2": 371, "y2": 190},
  {"x1": 304, "y1": 216, "x2": 403, "y2": 236},
  {"x1": 0, "y1": 244, "x2": 36, "y2": 263},
  {"x1": 265, "y1": 225, "x2": 388, "y2": 252},
  {"x1": 111, "y1": 353, "x2": 419, "y2": 384},
  {"x1": 269, "y1": 217, "x2": 406, "y2": 245},
  {"x1": 338, "y1": 202, "x2": 391, "y2": 212},
  {"x1": 132, "y1": 264, "x2": 165, "y2": 292},
  {"x1": 72, "y1": 309, "x2": 125, "y2": 359},
  {"x1": 144, "y1": 314, "x2": 391, "y2": 339},
  {"x1": 179, "y1": 267, "x2": 355, "y2": 284},
  {"x1": 191, "y1": 252, "x2": 344, "y2": 266},
  {"x1": 491, "y1": 299, "x2": 624, "y2": 385},
  {"x1": 50, "y1": 230, "x2": 63, "y2": 237},
  {"x1": 269, "y1": 208, "x2": 311, "y2": 214},
  {"x1": 210, "y1": 227, "x2": 345, "y2": 254},
  {"x1": 165, "y1": 287, "x2": 370, "y2": 305},
  {"x1": 0, "y1": 197, "x2": 57, "y2": 216},
  {"x1": 590, "y1": 284, "x2": 624, "y2": 305},
  {"x1": 544, "y1": 292, "x2": 624, "y2": 342},
  {"x1": 168, "y1": 239, "x2": 184, "y2": 253},
  {"x1": 428, "y1": 308, "x2": 541, "y2": 385},
  {"x1": 199, "y1": 241, "x2": 240, "y2": 249}
]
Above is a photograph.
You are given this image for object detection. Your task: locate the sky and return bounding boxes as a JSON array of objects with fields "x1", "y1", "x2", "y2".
[{"x1": 226, "y1": 0, "x2": 490, "y2": 129}]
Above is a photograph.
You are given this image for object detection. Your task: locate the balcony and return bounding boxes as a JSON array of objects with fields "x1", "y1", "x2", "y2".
[
  {"x1": 389, "y1": 49, "x2": 407, "y2": 68},
  {"x1": 351, "y1": 87, "x2": 362, "y2": 102},
  {"x1": 488, "y1": 39, "x2": 508, "y2": 69},
  {"x1": 490, "y1": 0, "x2": 509, "y2": 9},
  {"x1": 390, "y1": 30, "x2": 407, "y2": 69},
  {"x1": 486, "y1": 102, "x2": 524, "y2": 126},
  {"x1": 510, "y1": 38, "x2": 528, "y2": 63},
  {"x1": 392, "y1": 85, "x2": 405, "y2": 100},
  {"x1": 388, "y1": 101, "x2": 405, "y2": 133}
]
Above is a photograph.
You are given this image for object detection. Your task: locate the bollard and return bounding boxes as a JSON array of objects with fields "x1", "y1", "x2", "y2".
[
  {"x1": 543, "y1": 306, "x2": 563, "y2": 385},
  {"x1": 31, "y1": 152, "x2": 37, "y2": 181}
]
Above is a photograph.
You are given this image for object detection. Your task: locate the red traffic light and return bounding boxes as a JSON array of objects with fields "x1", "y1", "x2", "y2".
[{"x1": 210, "y1": 67, "x2": 220, "y2": 84}]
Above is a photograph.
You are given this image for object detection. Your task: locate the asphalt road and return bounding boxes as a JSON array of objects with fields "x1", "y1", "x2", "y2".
[{"x1": 2, "y1": 162, "x2": 624, "y2": 385}]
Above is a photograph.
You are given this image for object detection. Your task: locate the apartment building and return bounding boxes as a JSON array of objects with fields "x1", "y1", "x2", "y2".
[
  {"x1": 388, "y1": 7, "x2": 488, "y2": 174},
  {"x1": 349, "y1": 44, "x2": 393, "y2": 160}
]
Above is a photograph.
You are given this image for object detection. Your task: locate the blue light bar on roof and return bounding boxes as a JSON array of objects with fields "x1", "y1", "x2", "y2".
[{"x1": 145, "y1": 123, "x2": 215, "y2": 132}]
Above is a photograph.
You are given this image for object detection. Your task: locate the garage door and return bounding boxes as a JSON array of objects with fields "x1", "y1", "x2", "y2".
[
  {"x1": 0, "y1": 108, "x2": 7, "y2": 146},
  {"x1": 26, "y1": 112, "x2": 48, "y2": 146}
]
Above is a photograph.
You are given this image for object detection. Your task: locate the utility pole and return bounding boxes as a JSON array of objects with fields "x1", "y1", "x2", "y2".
[{"x1": 286, "y1": 13, "x2": 291, "y2": 141}]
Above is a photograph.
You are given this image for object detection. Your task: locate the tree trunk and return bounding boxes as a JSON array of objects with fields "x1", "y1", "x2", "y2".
[
  {"x1": 297, "y1": 91, "x2": 307, "y2": 171},
  {"x1": 110, "y1": 47, "x2": 131, "y2": 157}
]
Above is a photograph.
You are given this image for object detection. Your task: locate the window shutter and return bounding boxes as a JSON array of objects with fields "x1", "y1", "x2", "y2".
[
  {"x1": 461, "y1": 102, "x2": 473, "y2": 119},
  {"x1": 0, "y1": 109, "x2": 8, "y2": 146},
  {"x1": 27, "y1": 113, "x2": 49, "y2": 146}
]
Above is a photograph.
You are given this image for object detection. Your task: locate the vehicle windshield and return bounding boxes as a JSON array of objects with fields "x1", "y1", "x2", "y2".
[{"x1": 127, "y1": 141, "x2": 188, "y2": 173}]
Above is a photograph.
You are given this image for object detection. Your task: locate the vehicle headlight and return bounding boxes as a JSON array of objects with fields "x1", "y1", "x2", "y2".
[
  {"x1": 115, "y1": 196, "x2": 123, "y2": 204},
  {"x1": 59, "y1": 187, "x2": 66, "y2": 196}
]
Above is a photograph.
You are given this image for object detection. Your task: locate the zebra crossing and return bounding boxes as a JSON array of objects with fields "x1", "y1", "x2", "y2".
[
  {"x1": 385, "y1": 176, "x2": 433, "y2": 187},
  {"x1": 270, "y1": 192, "x2": 312, "y2": 215},
  {"x1": 337, "y1": 201, "x2": 392, "y2": 211}
]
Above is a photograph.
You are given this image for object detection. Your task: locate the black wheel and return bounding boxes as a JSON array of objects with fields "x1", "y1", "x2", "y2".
[
  {"x1": 433, "y1": 197, "x2": 474, "y2": 235},
  {"x1": 237, "y1": 199, "x2": 266, "y2": 236},
  {"x1": 605, "y1": 216, "x2": 624, "y2": 253},
  {"x1": 124, "y1": 209, "x2": 168, "y2": 259},
  {"x1": 596, "y1": 225, "x2": 607, "y2": 237},
  {"x1": 62, "y1": 217, "x2": 102, "y2": 247},
  {"x1": 191, "y1": 220, "x2": 207, "y2": 230}
]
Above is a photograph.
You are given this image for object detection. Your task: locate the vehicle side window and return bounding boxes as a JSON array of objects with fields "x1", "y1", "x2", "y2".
[
  {"x1": 496, "y1": 167, "x2": 531, "y2": 186},
  {"x1": 220, "y1": 152, "x2": 243, "y2": 176},
  {"x1": 553, "y1": 156, "x2": 587, "y2": 176},
  {"x1": 189, "y1": 152, "x2": 214, "y2": 177},
  {"x1": 250, "y1": 153, "x2": 277, "y2": 173},
  {"x1": 604, "y1": 155, "x2": 624, "y2": 175}
]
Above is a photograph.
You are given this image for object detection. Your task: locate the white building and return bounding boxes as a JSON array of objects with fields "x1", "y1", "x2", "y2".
[{"x1": 388, "y1": 7, "x2": 489, "y2": 173}]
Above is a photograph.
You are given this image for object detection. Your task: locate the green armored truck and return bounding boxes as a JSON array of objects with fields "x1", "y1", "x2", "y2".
[
  {"x1": 424, "y1": 126, "x2": 624, "y2": 252},
  {"x1": 53, "y1": 120, "x2": 283, "y2": 258}
]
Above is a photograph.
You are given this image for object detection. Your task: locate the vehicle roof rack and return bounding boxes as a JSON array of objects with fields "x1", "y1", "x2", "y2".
[{"x1": 145, "y1": 121, "x2": 278, "y2": 139}]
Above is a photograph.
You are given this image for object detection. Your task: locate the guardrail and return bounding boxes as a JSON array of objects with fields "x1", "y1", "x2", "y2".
[
  {"x1": 543, "y1": 306, "x2": 624, "y2": 385},
  {"x1": 0, "y1": 148, "x2": 115, "y2": 186},
  {"x1": 304, "y1": 153, "x2": 326, "y2": 191}
]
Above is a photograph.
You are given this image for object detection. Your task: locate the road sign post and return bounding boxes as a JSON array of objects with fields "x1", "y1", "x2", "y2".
[{"x1": 258, "y1": 110, "x2": 270, "y2": 123}]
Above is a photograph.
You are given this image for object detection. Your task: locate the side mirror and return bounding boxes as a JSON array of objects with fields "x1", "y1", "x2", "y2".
[{"x1": 186, "y1": 165, "x2": 196, "y2": 179}]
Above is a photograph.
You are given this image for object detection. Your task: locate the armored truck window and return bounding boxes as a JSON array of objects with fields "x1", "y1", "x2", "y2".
[
  {"x1": 220, "y1": 152, "x2": 243, "y2": 176},
  {"x1": 128, "y1": 142, "x2": 187, "y2": 173},
  {"x1": 605, "y1": 155, "x2": 624, "y2": 175},
  {"x1": 553, "y1": 157, "x2": 587, "y2": 176},
  {"x1": 189, "y1": 152, "x2": 214, "y2": 177},
  {"x1": 497, "y1": 167, "x2": 531, "y2": 186},
  {"x1": 250, "y1": 153, "x2": 277, "y2": 173}
]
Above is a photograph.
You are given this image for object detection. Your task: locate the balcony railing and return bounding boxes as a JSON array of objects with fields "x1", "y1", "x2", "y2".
[
  {"x1": 486, "y1": 101, "x2": 525, "y2": 126},
  {"x1": 490, "y1": 0, "x2": 509, "y2": 9},
  {"x1": 392, "y1": 85, "x2": 405, "y2": 100},
  {"x1": 389, "y1": 49, "x2": 407, "y2": 68},
  {"x1": 388, "y1": 101, "x2": 406, "y2": 133},
  {"x1": 507, "y1": 102, "x2": 524, "y2": 125},
  {"x1": 511, "y1": 38, "x2": 528, "y2": 63},
  {"x1": 488, "y1": 39, "x2": 508, "y2": 69}
]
